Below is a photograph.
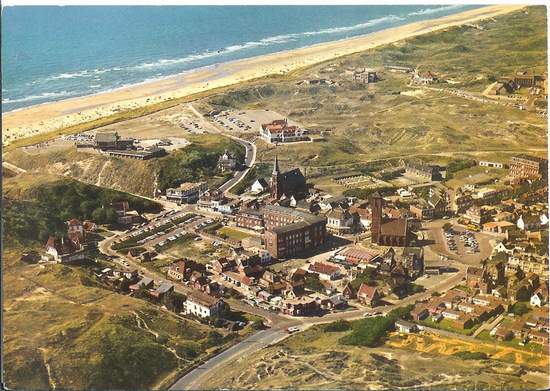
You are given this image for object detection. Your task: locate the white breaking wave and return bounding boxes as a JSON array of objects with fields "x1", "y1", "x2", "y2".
[
  {"x1": 43, "y1": 66, "x2": 121, "y2": 82},
  {"x1": 6, "y1": 5, "x2": 465, "y2": 109},
  {"x1": 407, "y1": 5, "x2": 462, "y2": 17},
  {"x1": 132, "y1": 14, "x2": 407, "y2": 71},
  {"x1": 2, "y1": 90, "x2": 75, "y2": 104}
]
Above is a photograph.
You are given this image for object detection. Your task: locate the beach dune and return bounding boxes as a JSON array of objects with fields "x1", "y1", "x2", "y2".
[{"x1": 2, "y1": 4, "x2": 524, "y2": 146}]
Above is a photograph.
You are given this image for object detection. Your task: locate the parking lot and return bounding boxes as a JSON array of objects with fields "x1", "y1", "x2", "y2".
[
  {"x1": 424, "y1": 219, "x2": 495, "y2": 266},
  {"x1": 211, "y1": 109, "x2": 303, "y2": 134},
  {"x1": 444, "y1": 227, "x2": 480, "y2": 256}
]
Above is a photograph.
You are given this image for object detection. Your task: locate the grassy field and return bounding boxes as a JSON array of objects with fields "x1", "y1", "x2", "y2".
[
  {"x1": 419, "y1": 317, "x2": 480, "y2": 336},
  {"x1": 200, "y1": 323, "x2": 548, "y2": 390},
  {"x1": 198, "y1": 6, "x2": 546, "y2": 176},
  {"x1": 2, "y1": 247, "x2": 223, "y2": 390},
  {"x1": 217, "y1": 226, "x2": 254, "y2": 241}
]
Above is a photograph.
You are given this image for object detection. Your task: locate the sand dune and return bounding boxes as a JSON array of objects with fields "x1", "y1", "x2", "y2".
[{"x1": 2, "y1": 5, "x2": 524, "y2": 146}]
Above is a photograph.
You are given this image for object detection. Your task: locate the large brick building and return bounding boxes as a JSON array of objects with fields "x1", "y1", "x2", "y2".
[
  {"x1": 235, "y1": 208, "x2": 265, "y2": 230},
  {"x1": 509, "y1": 155, "x2": 547, "y2": 181},
  {"x1": 261, "y1": 205, "x2": 327, "y2": 259},
  {"x1": 371, "y1": 192, "x2": 410, "y2": 247}
]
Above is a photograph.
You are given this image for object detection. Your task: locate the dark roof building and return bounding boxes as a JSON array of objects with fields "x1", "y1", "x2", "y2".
[{"x1": 270, "y1": 156, "x2": 308, "y2": 200}]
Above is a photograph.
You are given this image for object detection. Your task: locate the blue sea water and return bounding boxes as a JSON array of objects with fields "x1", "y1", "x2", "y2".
[{"x1": 1, "y1": 5, "x2": 481, "y2": 112}]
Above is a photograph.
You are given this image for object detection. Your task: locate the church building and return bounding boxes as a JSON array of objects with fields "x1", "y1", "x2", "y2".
[
  {"x1": 270, "y1": 156, "x2": 308, "y2": 200},
  {"x1": 371, "y1": 192, "x2": 410, "y2": 247}
]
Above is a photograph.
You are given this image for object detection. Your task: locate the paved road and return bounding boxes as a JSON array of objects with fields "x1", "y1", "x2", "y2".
[
  {"x1": 2, "y1": 160, "x2": 27, "y2": 174},
  {"x1": 218, "y1": 137, "x2": 256, "y2": 194},
  {"x1": 168, "y1": 264, "x2": 466, "y2": 390},
  {"x1": 186, "y1": 104, "x2": 257, "y2": 195},
  {"x1": 170, "y1": 328, "x2": 289, "y2": 390}
]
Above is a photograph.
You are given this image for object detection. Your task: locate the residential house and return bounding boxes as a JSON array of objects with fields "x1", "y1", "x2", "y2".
[
  {"x1": 183, "y1": 291, "x2": 224, "y2": 318},
  {"x1": 251, "y1": 178, "x2": 269, "y2": 194},
  {"x1": 395, "y1": 320, "x2": 418, "y2": 333},
  {"x1": 129, "y1": 276, "x2": 154, "y2": 292},
  {"x1": 357, "y1": 284, "x2": 380, "y2": 307},
  {"x1": 45, "y1": 236, "x2": 86, "y2": 263},
  {"x1": 308, "y1": 262, "x2": 341, "y2": 280}
]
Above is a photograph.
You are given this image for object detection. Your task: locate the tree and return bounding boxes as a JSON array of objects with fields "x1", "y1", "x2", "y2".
[
  {"x1": 511, "y1": 301, "x2": 529, "y2": 316},
  {"x1": 104, "y1": 207, "x2": 119, "y2": 224},
  {"x1": 91, "y1": 207, "x2": 107, "y2": 224},
  {"x1": 305, "y1": 274, "x2": 325, "y2": 292}
]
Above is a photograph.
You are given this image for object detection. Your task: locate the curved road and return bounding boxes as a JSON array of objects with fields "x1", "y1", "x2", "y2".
[
  {"x1": 169, "y1": 261, "x2": 466, "y2": 390},
  {"x1": 186, "y1": 104, "x2": 257, "y2": 195}
]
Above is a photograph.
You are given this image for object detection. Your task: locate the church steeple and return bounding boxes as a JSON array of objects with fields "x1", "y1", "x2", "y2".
[
  {"x1": 271, "y1": 155, "x2": 280, "y2": 199},
  {"x1": 272, "y1": 154, "x2": 280, "y2": 175}
]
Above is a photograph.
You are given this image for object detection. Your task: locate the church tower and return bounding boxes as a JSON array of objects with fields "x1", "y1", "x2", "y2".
[
  {"x1": 370, "y1": 192, "x2": 383, "y2": 244},
  {"x1": 271, "y1": 155, "x2": 281, "y2": 199}
]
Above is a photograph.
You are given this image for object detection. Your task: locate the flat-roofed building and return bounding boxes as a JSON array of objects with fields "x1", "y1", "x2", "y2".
[
  {"x1": 263, "y1": 205, "x2": 326, "y2": 259},
  {"x1": 166, "y1": 182, "x2": 207, "y2": 204}
]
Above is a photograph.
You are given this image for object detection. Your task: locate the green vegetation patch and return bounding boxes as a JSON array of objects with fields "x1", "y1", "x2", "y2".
[
  {"x1": 453, "y1": 351, "x2": 488, "y2": 360},
  {"x1": 3, "y1": 174, "x2": 161, "y2": 245},
  {"x1": 154, "y1": 134, "x2": 245, "y2": 192},
  {"x1": 338, "y1": 306, "x2": 413, "y2": 347}
]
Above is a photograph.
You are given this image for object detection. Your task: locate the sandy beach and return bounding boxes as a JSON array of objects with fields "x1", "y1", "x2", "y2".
[{"x1": 2, "y1": 4, "x2": 524, "y2": 146}]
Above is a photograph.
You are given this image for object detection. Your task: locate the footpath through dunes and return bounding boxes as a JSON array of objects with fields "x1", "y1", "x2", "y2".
[{"x1": 2, "y1": 5, "x2": 525, "y2": 147}]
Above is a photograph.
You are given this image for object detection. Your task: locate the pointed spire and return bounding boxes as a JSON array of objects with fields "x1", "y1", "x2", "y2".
[{"x1": 273, "y1": 154, "x2": 280, "y2": 175}]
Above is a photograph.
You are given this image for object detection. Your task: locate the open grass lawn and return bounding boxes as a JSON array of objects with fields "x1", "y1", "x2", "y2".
[
  {"x1": 444, "y1": 165, "x2": 508, "y2": 189},
  {"x1": 476, "y1": 330, "x2": 547, "y2": 354},
  {"x1": 419, "y1": 317, "x2": 480, "y2": 336},
  {"x1": 217, "y1": 226, "x2": 254, "y2": 241}
]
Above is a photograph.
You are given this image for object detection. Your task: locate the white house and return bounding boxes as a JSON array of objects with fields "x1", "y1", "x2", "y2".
[
  {"x1": 493, "y1": 241, "x2": 515, "y2": 255},
  {"x1": 326, "y1": 207, "x2": 355, "y2": 234},
  {"x1": 395, "y1": 320, "x2": 418, "y2": 333},
  {"x1": 45, "y1": 236, "x2": 86, "y2": 263},
  {"x1": 251, "y1": 178, "x2": 269, "y2": 194},
  {"x1": 183, "y1": 291, "x2": 224, "y2": 318},
  {"x1": 530, "y1": 292, "x2": 544, "y2": 307}
]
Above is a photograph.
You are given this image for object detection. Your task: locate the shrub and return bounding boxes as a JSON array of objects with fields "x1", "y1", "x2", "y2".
[
  {"x1": 339, "y1": 316, "x2": 393, "y2": 347},
  {"x1": 453, "y1": 351, "x2": 488, "y2": 360},
  {"x1": 251, "y1": 320, "x2": 265, "y2": 330},
  {"x1": 324, "y1": 320, "x2": 351, "y2": 332}
]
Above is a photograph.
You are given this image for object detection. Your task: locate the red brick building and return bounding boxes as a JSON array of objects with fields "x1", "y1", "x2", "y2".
[
  {"x1": 263, "y1": 205, "x2": 326, "y2": 259},
  {"x1": 371, "y1": 192, "x2": 410, "y2": 247},
  {"x1": 509, "y1": 155, "x2": 547, "y2": 180}
]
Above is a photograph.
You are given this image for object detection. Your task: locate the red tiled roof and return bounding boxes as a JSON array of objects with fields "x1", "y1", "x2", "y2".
[
  {"x1": 380, "y1": 218, "x2": 408, "y2": 237},
  {"x1": 67, "y1": 218, "x2": 82, "y2": 226},
  {"x1": 309, "y1": 262, "x2": 340, "y2": 276},
  {"x1": 358, "y1": 283, "x2": 378, "y2": 299},
  {"x1": 342, "y1": 248, "x2": 379, "y2": 263}
]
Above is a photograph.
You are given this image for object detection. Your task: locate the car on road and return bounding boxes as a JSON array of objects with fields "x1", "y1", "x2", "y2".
[{"x1": 286, "y1": 326, "x2": 300, "y2": 334}]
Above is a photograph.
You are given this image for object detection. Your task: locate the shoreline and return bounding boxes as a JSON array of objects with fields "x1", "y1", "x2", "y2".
[{"x1": 2, "y1": 4, "x2": 525, "y2": 146}]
